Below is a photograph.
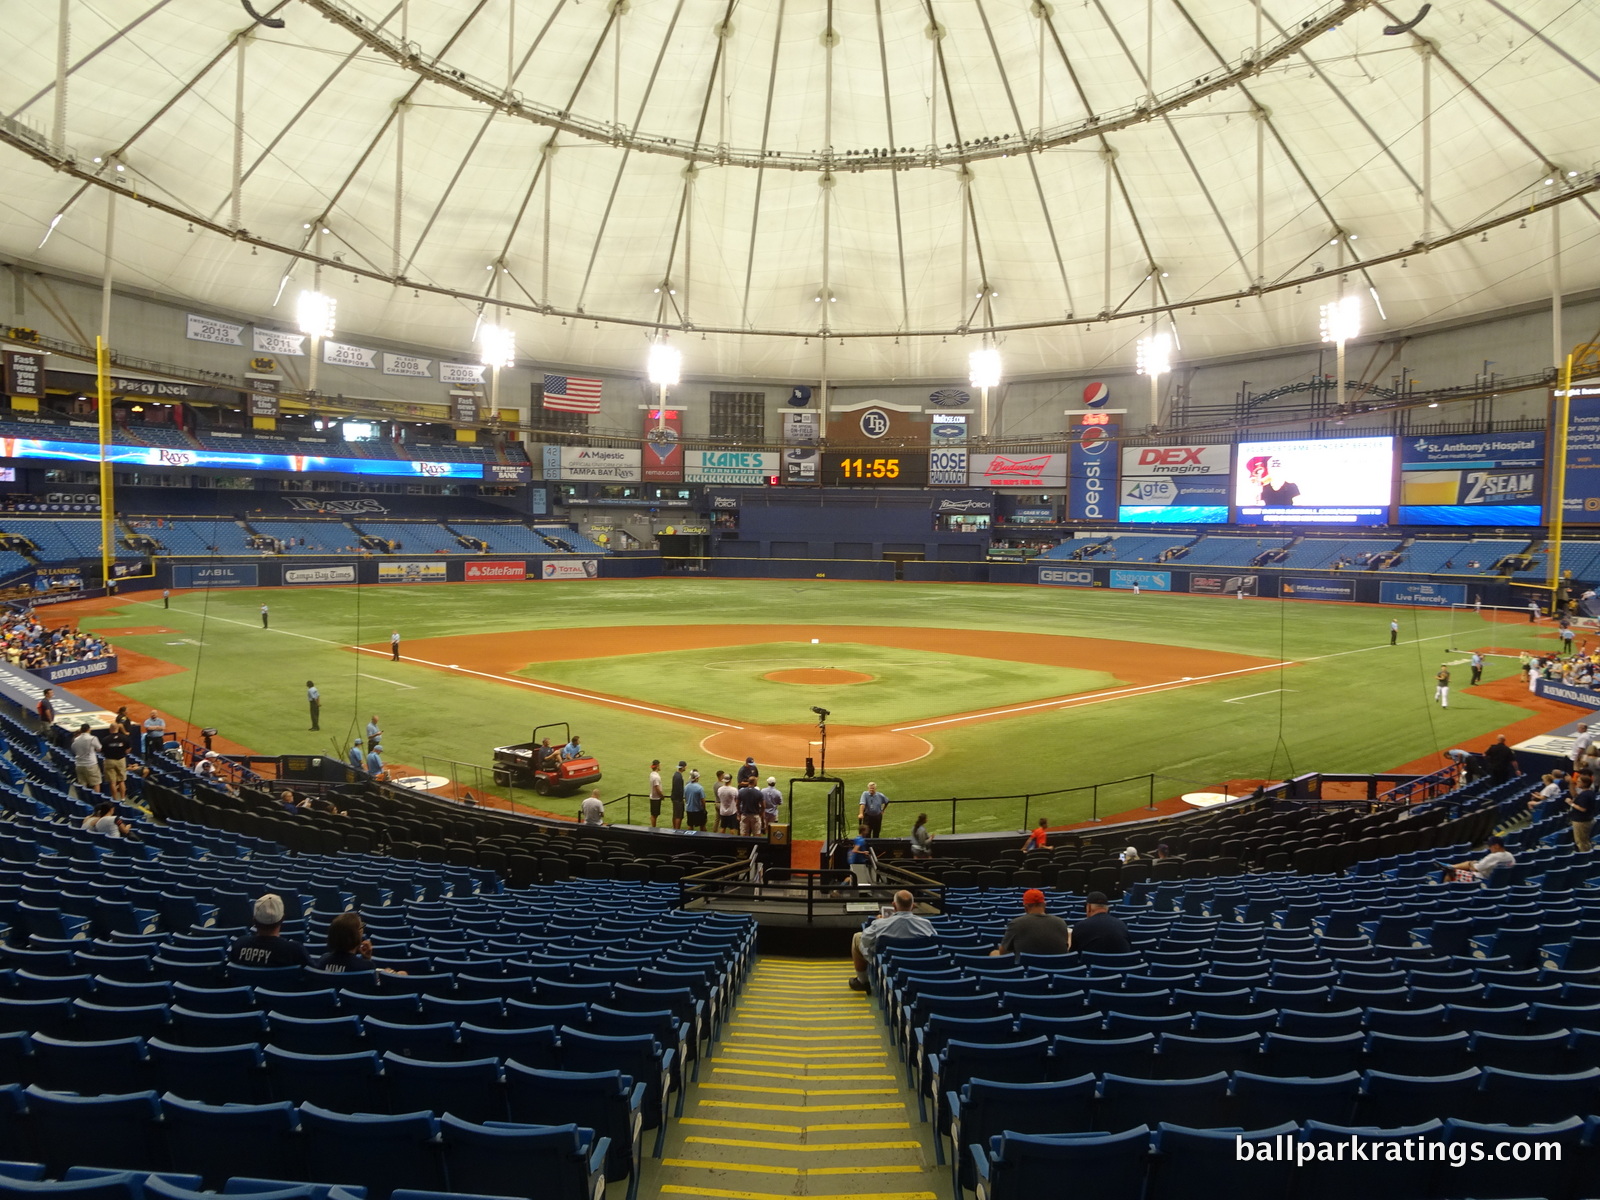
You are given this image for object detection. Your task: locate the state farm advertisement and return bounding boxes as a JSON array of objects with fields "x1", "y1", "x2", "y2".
[
  {"x1": 1118, "y1": 443, "x2": 1232, "y2": 523},
  {"x1": 465, "y1": 561, "x2": 527, "y2": 581}
]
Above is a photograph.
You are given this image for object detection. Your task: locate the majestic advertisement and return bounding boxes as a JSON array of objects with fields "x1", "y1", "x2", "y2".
[
  {"x1": 284, "y1": 565, "x2": 357, "y2": 585},
  {"x1": 1399, "y1": 432, "x2": 1544, "y2": 526},
  {"x1": 1282, "y1": 576, "x2": 1356, "y2": 602},
  {"x1": 1189, "y1": 573, "x2": 1259, "y2": 596},
  {"x1": 542, "y1": 560, "x2": 600, "y2": 579},
  {"x1": 1234, "y1": 436, "x2": 1393, "y2": 525},
  {"x1": 172, "y1": 564, "x2": 259, "y2": 588},
  {"x1": 376, "y1": 562, "x2": 448, "y2": 583},
  {"x1": 1118, "y1": 444, "x2": 1232, "y2": 524},
  {"x1": 1558, "y1": 385, "x2": 1600, "y2": 524},
  {"x1": 1380, "y1": 580, "x2": 1468, "y2": 607},
  {"x1": 1110, "y1": 568, "x2": 1171, "y2": 591},
  {"x1": 0, "y1": 435, "x2": 482, "y2": 479},
  {"x1": 464, "y1": 561, "x2": 527, "y2": 581},
  {"x1": 1066, "y1": 415, "x2": 1118, "y2": 518},
  {"x1": 540, "y1": 445, "x2": 643, "y2": 482},
  {"x1": 971, "y1": 452, "x2": 1069, "y2": 490},
  {"x1": 1037, "y1": 565, "x2": 1095, "y2": 587},
  {"x1": 642, "y1": 410, "x2": 684, "y2": 483},
  {"x1": 684, "y1": 450, "x2": 780, "y2": 485}
]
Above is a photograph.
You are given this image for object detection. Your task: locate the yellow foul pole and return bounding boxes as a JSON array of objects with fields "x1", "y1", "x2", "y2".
[{"x1": 96, "y1": 337, "x2": 114, "y2": 591}]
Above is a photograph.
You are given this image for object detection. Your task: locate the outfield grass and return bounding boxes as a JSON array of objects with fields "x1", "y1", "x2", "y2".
[
  {"x1": 518, "y1": 640, "x2": 1118, "y2": 725},
  {"x1": 80, "y1": 581, "x2": 1559, "y2": 837}
]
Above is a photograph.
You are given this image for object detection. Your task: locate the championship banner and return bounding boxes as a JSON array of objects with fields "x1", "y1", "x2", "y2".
[
  {"x1": 1119, "y1": 443, "x2": 1231, "y2": 523},
  {"x1": 441, "y1": 363, "x2": 487, "y2": 385},
  {"x1": 642, "y1": 410, "x2": 683, "y2": 482},
  {"x1": 383, "y1": 354, "x2": 433, "y2": 378},
  {"x1": 377, "y1": 562, "x2": 447, "y2": 583},
  {"x1": 1400, "y1": 432, "x2": 1544, "y2": 526},
  {"x1": 252, "y1": 329, "x2": 305, "y2": 356},
  {"x1": 185, "y1": 314, "x2": 244, "y2": 346},
  {"x1": 4, "y1": 351, "x2": 45, "y2": 399},
  {"x1": 322, "y1": 341, "x2": 377, "y2": 369}
]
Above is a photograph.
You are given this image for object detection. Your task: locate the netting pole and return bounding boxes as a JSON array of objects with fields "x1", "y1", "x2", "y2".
[{"x1": 1549, "y1": 351, "x2": 1574, "y2": 604}]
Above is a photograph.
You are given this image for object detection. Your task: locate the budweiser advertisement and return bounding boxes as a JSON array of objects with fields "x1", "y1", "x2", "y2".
[
  {"x1": 968, "y1": 452, "x2": 1068, "y2": 489},
  {"x1": 465, "y1": 561, "x2": 527, "y2": 581}
]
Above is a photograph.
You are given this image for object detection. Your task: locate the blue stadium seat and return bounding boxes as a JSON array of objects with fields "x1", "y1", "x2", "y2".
[
  {"x1": 456, "y1": 1025, "x2": 559, "y2": 1069},
  {"x1": 263, "y1": 1047, "x2": 384, "y2": 1112},
  {"x1": 1439, "y1": 1116, "x2": 1586, "y2": 1200},
  {"x1": 557, "y1": 1028, "x2": 677, "y2": 1152},
  {"x1": 1154, "y1": 1033, "x2": 1261, "y2": 1078},
  {"x1": 28, "y1": 1035, "x2": 150, "y2": 1095},
  {"x1": 1146, "y1": 1122, "x2": 1298, "y2": 1200},
  {"x1": 501, "y1": 1065, "x2": 644, "y2": 1197},
  {"x1": 299, "y1": 1105, "x2": 445, "y2": 1200},
  {"x1": 361, "y1": 1019, "x2": 457, "y2": 1062},
  {"x1": 382, "y1": 1053, "x2": 504, "y2": 1124},
  {"x1": 973, "y1": 1128, "x2": 1149, "y2": 1200},
  {"x1": 1292, "y1": 1120, "x2": 1445, "y2": 1200},
  {"x1": 266, "y1": 1013, "x2": 364, "y2": 1056},
  {"x1": 0, "y1": 1174, "x2": 143, "y2": 1200},
  {"x1": 1099, "y1": 1073, "x2": 1229, "y2": 1131},
  {"x1": 1230, "y1": 1071, "x2": 1360, "y2": 1129},
  {"x1": 160, "y1": 1095, "x2": 303, "y2": 1188},
  {"x1": 23, "y1": 1087, "x2": 161, "y2": 1174},
  {"x1": 1475, "y1": 1065, "x2": 1600, "y2": 1125},
  {"x1": 947, "y1": 1075, "x2": 1097, "y2": 1192},
  {"x1": 437, "y1": 1115, "x2": 607, "y2": 1200},
  {"x1": 1362, "y1": 1030, "x2": 1470, "y2": 1076},
  {"x1": 147, "y1": 1038, "x2": 266, "y2": 1105}
]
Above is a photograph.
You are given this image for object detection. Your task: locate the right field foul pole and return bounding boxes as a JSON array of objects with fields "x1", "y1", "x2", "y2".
[{"x1": 1549, "y1": 351, "x2": 1575, "y2": 603}]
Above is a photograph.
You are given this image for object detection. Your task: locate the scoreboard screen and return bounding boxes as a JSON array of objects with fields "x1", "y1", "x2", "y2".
[{"x1": 821, "y1": 452, "x2": 930, "y2": 487}]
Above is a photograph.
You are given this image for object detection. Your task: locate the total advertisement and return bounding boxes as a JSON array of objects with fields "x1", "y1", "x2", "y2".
[
  {"x1": 971, "y1": 452, "x2": 1069, "y2": 490},
  {"x1": 1380, "y1": 580, "x2": 1468, "y2": 607},
  {"x1": 1037, "y1": 565, "x2": 1095, "y2": 587},
  {"x1": 464, "y1": 561, "x2": 527, "y2": 582},
  {"x1": 542, "y1": 560, "x2": 600, "y2": 579},
  {"x1": 284, "y1": 564, "x2": 357, "y2": 585},
  {"x1": 1066, "y1": 415, "x2": 1118, "y2": 519},
  {"x1": 683, "y1": 450, "x2": 779, "y2": 485},
  {"x1": 1282, "y1": 576, "x2": 1356, "y2": 602},
  {"x1": 642, "y1": 410, "x2": 683, "y2": 483},
  {"x1": 376, "y1": 562, "x2": 448, "y2": 583},
  {"x1": 1399, "y1": 432, "x2": 1544, "y2": 526},
  {"x1": 1234, "y1": 436, "x2": 1393, "y2": 525},
  {"x1": 1558, "y1": 384, "x2": 1600, "y2": 524},
  {"x1": 1118, "y1": 444, "x2": 1231, "y2": 524},
  {"x1": 0, "y1": 435, "x2": 483, "y2": 479},
  {"x1": 540, "y1": 445, "x2": 643, "y2": 482},
  {"x1": 172, "y1": 564, "x2": 259, "y2": 589}
]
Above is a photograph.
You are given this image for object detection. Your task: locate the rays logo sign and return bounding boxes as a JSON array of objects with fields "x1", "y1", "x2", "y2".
[
  {"x1": 859, "y1": 409, "x2": 891, "y2": 438},
  {"x1": 1083, "y1": 382, "x2": 1110, "y2": 408}
]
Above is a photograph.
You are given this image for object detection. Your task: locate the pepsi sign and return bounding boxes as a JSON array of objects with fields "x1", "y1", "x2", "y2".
[{"x1": 1083, "y1": 382, "x2": 1110, "y2": 408}]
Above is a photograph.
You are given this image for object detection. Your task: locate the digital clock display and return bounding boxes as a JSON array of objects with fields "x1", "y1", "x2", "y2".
[{"x1": 821, "y1": 453, "x2": 930, "y2": 487}]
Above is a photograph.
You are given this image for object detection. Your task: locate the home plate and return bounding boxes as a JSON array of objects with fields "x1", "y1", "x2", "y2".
[{"x1": 390, "y1": 775, "x2": 450, "y2": 791}]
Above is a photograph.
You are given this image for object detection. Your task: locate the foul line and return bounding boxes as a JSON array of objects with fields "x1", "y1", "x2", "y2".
[
  {"x1": 1224, "y1": 688, "x2": 1297, "y2": 703},
  {"x1": 154, "y1": 601, "x2": 743, "y2": 731},
  {"x1": 359, "y1": 672, "x2": 416, "y2": 690}
]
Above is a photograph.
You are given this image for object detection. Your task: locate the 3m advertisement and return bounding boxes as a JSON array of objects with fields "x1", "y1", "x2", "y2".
[
  {"x1": 1118, "y1": 444, "x2": 1231, "y2": 524},
  {"x1": 1399, "y1": 432, "x2": 1544, "y2": 526},
  {"x1": 1037, "y1": 565, "x2": 1095, "y2": 587},
  {"x1": 1234, "y1": 436, "x2": 1393, "y2": 525},
  {"x1": 1066, "y1": 417, "x2": 1118, "y2": 519},
  {"x1": 683, "y1": 450, "x2": 779, "y2": 485},
  {"x1": 0, "y1": 436, "x2": 483, "y2": 479},
  {"x1": 1283, "y1": 576, "x2": 1356, "y2": 602},
  {"x1": 971, "y1": 452, "x2": 1069, "y2": 490},
  {"x1": 38, "y1": 656, "x2": 119, "y2": 684},
  {"x1": 929, "y1": 448, "x2": 968, "y2": 487},
  {"x1": 642, "y1": 410, "x2": 683, "y2": 483},
  {"x1": 464, "y1": 561, "x2": 527, "y2": 582},
  {"x1": 1110, "y1": 568, "x2": 1171, "y2": 591},
  {"x1": 1559, "y1": 385, "x2": 1600, "y2": 524},
  {"x1": 377, "y1": 562, "x2": 448, "y2": 583},
  {"x1": 540, "y1": 446, "x2": 643, "y2": 482},
  {"x1": 1380, "y1": 580, "x2": 1468, "y2": 607},
  {"x1": 542, "y1": 560, "x2": 600, "y2": 579},
  {"x1": 284, "y1": 565, "x2": 357, "y2": 585},
  {"x1": 1189, "y1": 573, "x2": 1258, "y2": 596},
  {"x1": 172, "y1": 564, "x2": 259, "y2": 589}
]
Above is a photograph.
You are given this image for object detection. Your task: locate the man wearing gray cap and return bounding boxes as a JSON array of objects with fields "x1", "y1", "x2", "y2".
[{"x1": 228, "y1": 893, "x2": 310, "y2": 967}]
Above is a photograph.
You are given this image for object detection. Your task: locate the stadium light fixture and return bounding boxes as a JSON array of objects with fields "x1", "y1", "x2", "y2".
[
  {"x1": 1136, "y1": 331, "x2": 1173, "y2": 427},
  {"x1": 969, "y1": 346, "x2": 1001, "y2": 439},
  {"x1": 477, "y1": 323, "x2": 515, "y2": 371},
  {"x1": 647, "y1": 341, "x2": 681, "y2": 387},
  {"x1": 296, "y1": 290, "x2": 336, "y2": 392},
  {"x1": 1320, "y1": 294, "x2": 1361, "y2": 420}
]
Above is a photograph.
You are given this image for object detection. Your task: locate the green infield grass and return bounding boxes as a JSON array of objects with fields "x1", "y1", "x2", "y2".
[{"x1": 79, "y1": 580, "x2": 1562, "y2": 837}]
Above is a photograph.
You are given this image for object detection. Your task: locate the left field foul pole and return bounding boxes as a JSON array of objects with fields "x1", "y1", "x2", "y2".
[{"x1": 97, "y1": 186, "x2": 116, "y2": 593}]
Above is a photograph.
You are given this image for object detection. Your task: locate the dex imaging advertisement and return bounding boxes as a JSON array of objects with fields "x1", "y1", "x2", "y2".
[
  {"x1": 1118, "y1": 444, "x2": 1231, "y2": 524},
  {"x1": 1234, "y1": 436, "x2": 1393, "y2": 526},
  {"x1": 1399, "y1": 432, "x2": 1544, "y2": 526}
]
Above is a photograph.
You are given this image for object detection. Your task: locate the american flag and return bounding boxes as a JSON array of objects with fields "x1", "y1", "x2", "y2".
[{"x1": 542, "y1": 373, "x2": 603, "y2": 413}]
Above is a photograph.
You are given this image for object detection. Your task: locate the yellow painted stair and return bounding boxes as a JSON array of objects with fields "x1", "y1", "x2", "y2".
[{"x1": 638, "y1": 956, "x2": 951, "y2": 1200}]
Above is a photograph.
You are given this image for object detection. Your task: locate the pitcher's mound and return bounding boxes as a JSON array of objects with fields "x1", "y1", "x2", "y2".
[
  {"x1": 700, "y1": 724, "x2": 932, "y2": 770},
  {"x1": 763, "y1": 668, "x2": 874, "y2": 685}
]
